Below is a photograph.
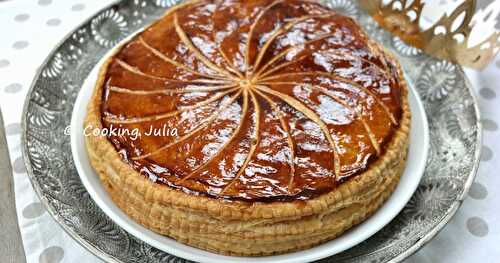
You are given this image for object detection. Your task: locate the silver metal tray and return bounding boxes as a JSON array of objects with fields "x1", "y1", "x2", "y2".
[{"x1": 21, "y1": 0, "x2": 481, "y2": 262}]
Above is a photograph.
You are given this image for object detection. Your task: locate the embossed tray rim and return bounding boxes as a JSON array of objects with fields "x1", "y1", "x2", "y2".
[
  {"x1": 20, "y1": 1, "x2": 482, "y2": 262},
  {"x1": 22, "y1": 4, "x2": 127, "y2": 263}
]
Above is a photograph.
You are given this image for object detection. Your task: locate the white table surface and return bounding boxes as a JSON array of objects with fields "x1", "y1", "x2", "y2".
[{"x1": 0, "y1": 0, "x2": 498, "y2": 262}]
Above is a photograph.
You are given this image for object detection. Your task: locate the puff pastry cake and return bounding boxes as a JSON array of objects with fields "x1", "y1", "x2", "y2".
[{"x1": 85, "y1": 0, "x2": 411, "y2": 256}]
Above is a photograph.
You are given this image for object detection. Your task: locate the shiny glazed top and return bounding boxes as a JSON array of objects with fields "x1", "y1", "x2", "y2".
[{"x1": 100, "y1": 0, "x2": 404, "y2": 201}]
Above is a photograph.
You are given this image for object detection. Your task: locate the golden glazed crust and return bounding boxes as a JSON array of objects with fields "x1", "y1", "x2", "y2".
[
  {"x1": 84, "y1": 0, "x2": 411, "y2": 256},
  {"x1": 97, "y1": 0, "x2": 405, "y2": 201}
]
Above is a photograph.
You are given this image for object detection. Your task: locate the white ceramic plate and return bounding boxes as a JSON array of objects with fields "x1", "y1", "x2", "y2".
[{"x1": 71, "y1": 44, "x2": 429, "y2": 263}]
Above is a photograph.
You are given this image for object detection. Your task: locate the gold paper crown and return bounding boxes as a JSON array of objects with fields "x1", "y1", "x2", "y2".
[{"x1": 359, "y1": 0, "x2": 500, "y2": 69}]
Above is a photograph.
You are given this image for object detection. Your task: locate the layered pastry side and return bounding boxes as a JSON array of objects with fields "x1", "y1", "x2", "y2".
[{"x1": 85, "y1": 0, "x2": 411, "y2": 256}]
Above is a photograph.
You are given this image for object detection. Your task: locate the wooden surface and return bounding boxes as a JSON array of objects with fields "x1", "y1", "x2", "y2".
[{"x1": 0, "y1": 108, "x2": 26, "y2": 263}]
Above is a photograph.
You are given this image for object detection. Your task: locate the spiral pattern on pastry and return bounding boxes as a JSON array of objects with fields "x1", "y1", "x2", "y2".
[{"x1": 98, "y1": 0, "x2": 404, "y2": 201}]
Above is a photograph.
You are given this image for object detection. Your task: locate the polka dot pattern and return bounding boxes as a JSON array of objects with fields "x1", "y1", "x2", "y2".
[
  {"x1": 468, "y1": 182, "x2": 488, "y2": 200},
  {"x1": 46, "y1": 18, "x2": 61, "y2": 27},
  {"x1": 38, "y1": 0, "x2": 52, "y2": 6},
  {"x1": 482, "y1": 119, "x2": 498, "y2": 132},
  {"x1": 480, "y1": 145, "x2": 493, "y2": 161},
  {"x1": 71, "y1": 3, "x2": 85, "y2": 12},
  {"x1": 0, "y1": 59, "x2": 9, "y2": 68},
  {"x1": 39, "y1": 246, "x2": 64, "y2": 263},
  {"x1": 13, "y1": 156, "x2": 27, "y2": 174},
  {"x1": 14, "y1": 13, "x2": 30, "y2": 22},
  {"x1": 466, "y1": 217, "x2": 489, "y2": 237},
  {"x1": 4, "y1": 83, "x2": 22, "y2": 93},
  {"x1": 5, "y1": 123, "x2": 21, "y2": 136},
  {"x1": 22, "y1": 202, "x2": 46, "y2": 219},
  {"x1": 12, "y1": 41, "x2": 29, "y2": 50},
  {"x1": 479, "y1": 87, "x2": 496, "y2": 100}
]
